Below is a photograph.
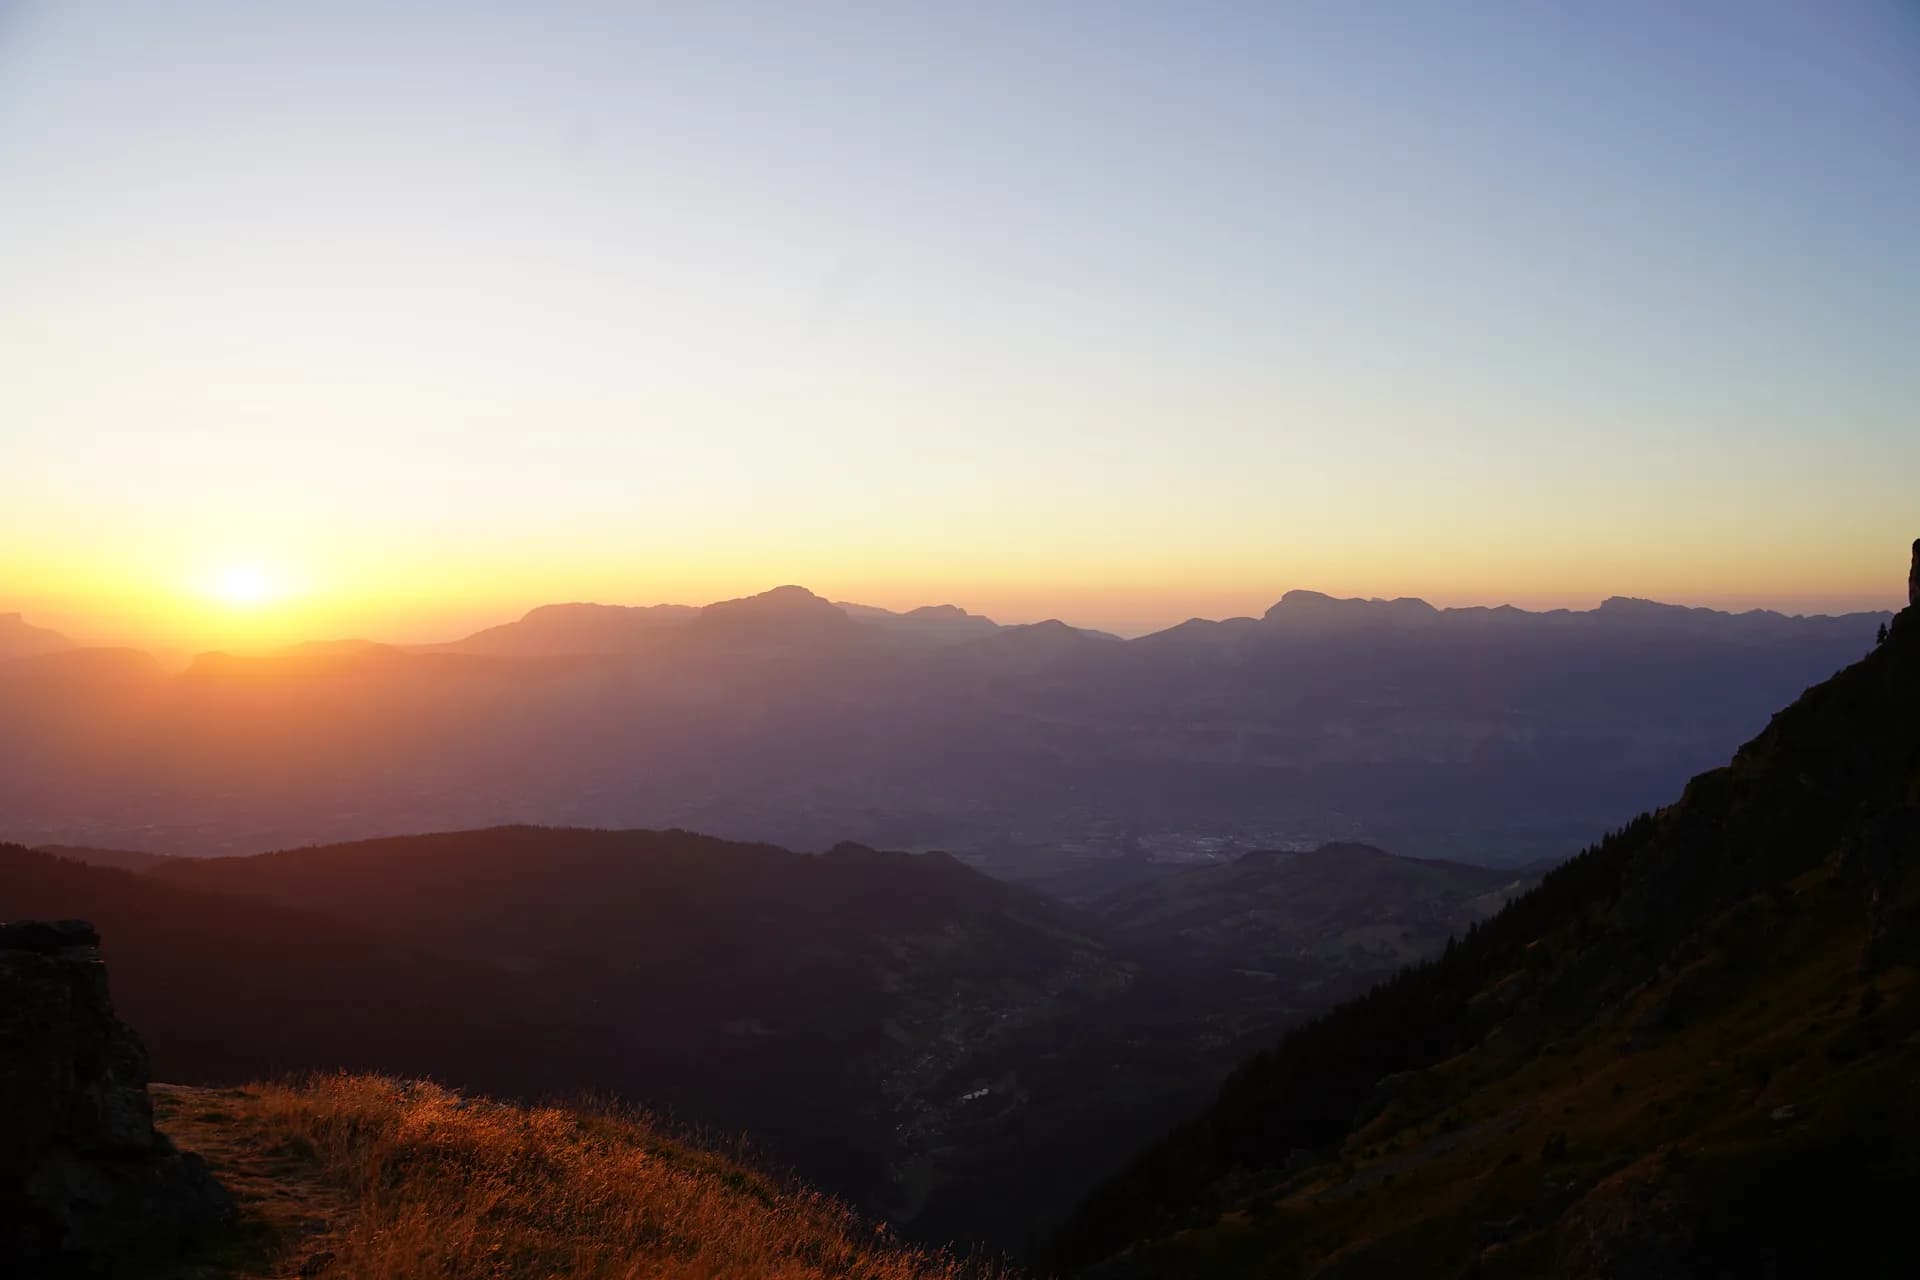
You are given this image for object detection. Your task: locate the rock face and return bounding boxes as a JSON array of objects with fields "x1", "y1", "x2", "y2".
[{"x1": 0, "y1": 919, "x2": 231, "y2": 1273}]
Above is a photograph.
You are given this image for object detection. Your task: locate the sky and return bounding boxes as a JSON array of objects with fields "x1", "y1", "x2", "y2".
[{"x1": 2, "y1": 1, "x2": 1916, "y2": 648}]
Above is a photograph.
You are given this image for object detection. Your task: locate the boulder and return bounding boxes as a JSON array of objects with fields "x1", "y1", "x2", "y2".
[
  {"x1": 1554, "y1": 1153, "x2": 1694, "y2": 1279},
  {"x1": 0, "y1": 920, "x2": 232, "y2": 1274}
]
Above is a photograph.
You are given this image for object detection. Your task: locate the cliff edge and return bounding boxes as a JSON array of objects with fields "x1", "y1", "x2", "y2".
[{"x1": 0, "y1": 920, "x2": 233, "y2": 1275}]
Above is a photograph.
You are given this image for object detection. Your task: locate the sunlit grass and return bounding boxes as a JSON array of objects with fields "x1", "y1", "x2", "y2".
[{"x1": 237, "y1": 1074, "x2": 1010, "y2": 1280}]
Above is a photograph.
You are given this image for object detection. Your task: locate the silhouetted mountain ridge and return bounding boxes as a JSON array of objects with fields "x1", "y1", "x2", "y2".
[
  {"x1": 32, "y1": 844, "x2": 177, "y2": 872},
  {"x1": 0, "y1": 612, "x2": 74, "y2": 660},
  {"x1": 0, "y1": 586, "x2": 1889, "y2": 869},
  {"x1": 415, "y1": 602, "x2": 699, "y2": 656}
]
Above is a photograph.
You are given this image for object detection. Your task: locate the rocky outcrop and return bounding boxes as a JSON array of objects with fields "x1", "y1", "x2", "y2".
[
  {"x1": 1554, "y1": 1153, "x2": 1695, "y2": 1279},
  {"x1": 0, "y1": 919, "x2": 231, "y2": 1274},
  {"x1": 1909, "y1": 537, "x2": 1918, "y2": 610}
]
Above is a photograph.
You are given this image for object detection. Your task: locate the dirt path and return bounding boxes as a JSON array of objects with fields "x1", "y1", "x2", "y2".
[{"x1": 151, "y1": 1084, "x2": 350, "y2": 1279}]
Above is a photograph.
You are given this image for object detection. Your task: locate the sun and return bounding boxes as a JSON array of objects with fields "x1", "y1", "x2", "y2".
[{"x1": 213, "y1": 564, "x2": 280, "y2": 608}]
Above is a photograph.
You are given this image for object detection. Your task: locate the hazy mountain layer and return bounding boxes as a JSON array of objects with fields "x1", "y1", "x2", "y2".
[
  {"x1": 0, "y1": 612, "x2": 72, "y2": 660},
  {"x1": 0, "y1": 587, "x2": 1885, "y2": 876}
]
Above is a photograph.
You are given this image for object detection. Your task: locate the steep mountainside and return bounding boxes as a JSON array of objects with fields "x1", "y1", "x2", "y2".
[{"x1": 1059, "y1": 600, "x2": 1920, "y2": 1276}]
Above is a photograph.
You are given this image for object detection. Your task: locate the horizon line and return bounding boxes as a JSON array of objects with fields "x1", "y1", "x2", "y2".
[{"x1": 7, "y1": 580, "x2": 1901, "y2": 658}]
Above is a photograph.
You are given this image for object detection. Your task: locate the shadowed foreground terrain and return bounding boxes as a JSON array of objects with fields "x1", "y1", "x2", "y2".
[
  {"x1": 153, "y1": 1075, "x2": 1006, "y2": 1280},
  {"x1": 0, "y1": 828, "x2": 1523, "y2": 1255}
]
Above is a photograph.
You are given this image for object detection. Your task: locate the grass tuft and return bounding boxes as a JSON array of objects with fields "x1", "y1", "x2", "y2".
[{"x1": 224, "y1": 1074, "x2": 1010, "y2": 1280}]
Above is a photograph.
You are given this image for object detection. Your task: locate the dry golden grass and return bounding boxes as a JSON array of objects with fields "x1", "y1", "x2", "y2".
[{"x1": 190, "y1": 1074, "x2": 1010, "y2": 1280}]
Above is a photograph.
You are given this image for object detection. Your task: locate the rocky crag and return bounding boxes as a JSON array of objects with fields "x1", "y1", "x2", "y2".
[{"x1": 0, "y1": 919, "x2": 232, "y2": 1275}]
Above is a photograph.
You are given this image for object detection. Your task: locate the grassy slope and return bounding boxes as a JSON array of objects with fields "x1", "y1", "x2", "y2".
[
  {"x1": 1062, "y1": 611, "x2": 1920, "y2": 1276},
  {"x1": 153, "y1": 1075, "x2": 1010, "y2": 1280},
  {"x1": 1120, "y1": 849, "x2": 1920, "y2": 1277}
]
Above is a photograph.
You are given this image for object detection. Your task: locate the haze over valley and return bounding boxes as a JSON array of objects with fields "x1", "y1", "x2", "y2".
[{"x1": 1, "y1": 585, "x2": 1887, "y2": 884}]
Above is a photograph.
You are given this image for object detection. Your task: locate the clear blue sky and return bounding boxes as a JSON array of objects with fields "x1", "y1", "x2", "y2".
[{"x1": 1, "y1": 1, "x2": 1915, "y2": 644}]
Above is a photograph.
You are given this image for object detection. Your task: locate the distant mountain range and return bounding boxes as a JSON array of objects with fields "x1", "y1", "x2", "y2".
[
  {"x1": 302, "y1": 588, "x2": 1867, "y2": 660},
  {"x1": 0, "y1": 585, "x2": 1888, "y2": 874},
  {"x1": 411, "y1": 601, "x2": 700, "y2": 656},
  {"x1": 0, "y1": 612, "x2": 73, "y2": 660},
  {"x1": 411, "y1": 587, "x2": 1099, "y2": 656}
]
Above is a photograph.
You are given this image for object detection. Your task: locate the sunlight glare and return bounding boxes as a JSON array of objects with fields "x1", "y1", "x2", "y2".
[{"x1": 213, "y1": 564, "x2": 280, "y2": 608}]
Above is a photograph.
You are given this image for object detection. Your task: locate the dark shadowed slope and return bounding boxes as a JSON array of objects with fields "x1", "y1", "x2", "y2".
[
  {"x1": 1059, "y1": 600, "x2": 1920, "y2": 1277},
  {"x1": 148, "y1": 826, "x2": 1093, "y2": 994},
  {"x1": 1, "y1": 919, "x2": 233, "y2": 1274},
  {"x1": 1092, "y1": 843, "x2": 1526, "y2": 972},
  {"x1": 12, "y1": 827, "x2": 1125, "y2": 1241},
  {"x1": 898, "y1": 843, "x2": 1538, "y2": 1256},
  {"x1": 0, "y1": 846, "x2": 613, "y2": 1096},
  {"x1": 32, "y1": 844, "x2": 177, "y2": 872},
  {"x1": 3, "y1": 821, "x2": 1525, "y2": 1258}
]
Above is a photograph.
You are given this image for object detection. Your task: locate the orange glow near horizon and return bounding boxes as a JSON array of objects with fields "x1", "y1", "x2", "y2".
[
  {"x1": 1, "y1": 530, "x2": 1906, "y2": 657},
  {"x1": 3, "y1": 4, "x2": 1915, "y2": 660}
]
